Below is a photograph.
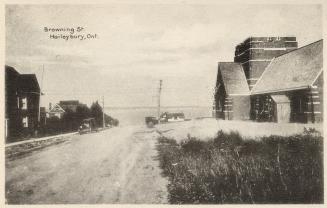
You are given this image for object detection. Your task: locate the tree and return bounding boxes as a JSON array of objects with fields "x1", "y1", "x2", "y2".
[
  {"x1": 90, "y1": 101, "x2": 103, "y2": 127},
  {"x1": 76, "y1": 105, "x2": 91, "y2": 123},
  {"x1": 62, "y1": 108, "x2": 78, "y2": 132},
  {"x1": 105, "y1": 114, "x2": 119, "y2": 126},
  {"x1": 43, "y1": 116, "x2": 62, "y2": 135}
]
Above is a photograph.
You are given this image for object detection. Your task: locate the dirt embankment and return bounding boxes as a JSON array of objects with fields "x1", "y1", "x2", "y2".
[{"x1": 6, "y1": 134, "x2": 76, "y2": 160}]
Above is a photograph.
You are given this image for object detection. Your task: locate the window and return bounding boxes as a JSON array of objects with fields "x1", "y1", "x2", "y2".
[
  {"x1": 22, "y1": 97, "x2": 27, "y2": 110},
  {"x1": 23, "y1": 116, "x2": 28, "y2": 127}
]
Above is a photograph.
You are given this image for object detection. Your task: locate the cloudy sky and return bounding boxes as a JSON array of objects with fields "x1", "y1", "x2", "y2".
[{"x1": 5, "y1": 4, "x2": 322, "y2": 108}]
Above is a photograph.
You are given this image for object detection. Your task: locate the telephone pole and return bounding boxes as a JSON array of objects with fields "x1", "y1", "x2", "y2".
[
  {"x1": 102, "y1": 95, "x2": 105, "y2": 129},
  {"x1": 157, "y1": 80, "x2": 162, "y2": 123}
]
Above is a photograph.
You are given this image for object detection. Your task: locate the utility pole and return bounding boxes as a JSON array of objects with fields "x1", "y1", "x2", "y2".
[
  {"x1": 157, "y1": 80, "x2": 162, "y2": 123},
  {"x1": 102, "y1": 95, "x2": 105, "y2": 129}
]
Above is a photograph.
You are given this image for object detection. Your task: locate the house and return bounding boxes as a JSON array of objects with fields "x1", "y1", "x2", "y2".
[
  {"x1": 48, "y1": 100, "x2": 87, "y2": 119},
  {"x1": 214, "y1": 37, "x2": 323, "y2": 123},
  {"x1": 5, "y1": 65, "x2": 40, "y2": 141},
  {"x1": 48, "y1": 103, "x2": 65, "y2": 119},
  {"x1": 59, "y1": 100, "x2": 81, "y2": 112}
]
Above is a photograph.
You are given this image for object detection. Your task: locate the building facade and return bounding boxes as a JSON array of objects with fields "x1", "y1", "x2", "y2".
[
  {"x1": 5, "y1": 66, "x2": 40, "y2": 141},
  {"x1": 214, "y1": 37, "x2": 323, "y2": 123}
]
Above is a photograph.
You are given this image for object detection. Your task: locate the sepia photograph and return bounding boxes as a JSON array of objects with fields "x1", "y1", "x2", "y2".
[{"x1": 3, "y1": 1, "x2": 325, "y2": 205}]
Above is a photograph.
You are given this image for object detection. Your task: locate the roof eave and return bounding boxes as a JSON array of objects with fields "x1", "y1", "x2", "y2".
[
  {"x1": 251, "y1": 86, "x2": 311, "y2": 95},
  {"x1": 229, "y1": 93, "x2": 250, "y2": 96}
]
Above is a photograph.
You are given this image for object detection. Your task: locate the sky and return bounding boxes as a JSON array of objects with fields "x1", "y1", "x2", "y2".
[{"x1": 5, "y1": 4, "x2": 322, "y2": 108}]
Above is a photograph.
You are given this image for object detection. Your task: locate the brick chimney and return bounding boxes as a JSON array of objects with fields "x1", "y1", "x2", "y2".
[{"x1": 234, "y1": 37, "x2": 298, "y2": 90}]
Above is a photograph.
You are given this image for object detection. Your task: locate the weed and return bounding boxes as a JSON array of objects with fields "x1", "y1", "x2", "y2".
[{"x1": 156, "y1": 131, "x2": 323, "y2": 204}]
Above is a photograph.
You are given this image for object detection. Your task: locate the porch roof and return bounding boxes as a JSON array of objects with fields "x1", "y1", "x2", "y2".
[{"x1": 271, "y1": 95, "x2": 290, "y2": 103}]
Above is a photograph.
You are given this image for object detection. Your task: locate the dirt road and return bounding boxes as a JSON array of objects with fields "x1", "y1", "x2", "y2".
[{"x1": 5, "y1": 126, "x2": 168, "y2": 204}]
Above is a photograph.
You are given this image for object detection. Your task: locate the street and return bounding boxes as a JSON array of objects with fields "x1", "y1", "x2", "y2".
[{"x1": 5, "y1": 126, "x2": 168, "y2": 204}]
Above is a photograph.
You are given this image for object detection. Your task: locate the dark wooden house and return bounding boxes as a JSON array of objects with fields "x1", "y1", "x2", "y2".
[{"x1": 5, "y1": 66, "x2": 40, "y2": 141}]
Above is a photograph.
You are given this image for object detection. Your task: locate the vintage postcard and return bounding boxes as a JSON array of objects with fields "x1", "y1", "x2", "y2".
[{"x1": 1, "y1": 0, "x2": 326, "y2": 206}]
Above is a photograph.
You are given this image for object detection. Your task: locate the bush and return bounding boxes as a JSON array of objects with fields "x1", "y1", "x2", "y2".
[{"x1": 156, "y1": 131, "x2": 323, "y2": 204}]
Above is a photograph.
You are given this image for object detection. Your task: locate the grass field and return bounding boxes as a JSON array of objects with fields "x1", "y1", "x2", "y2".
[{"x1": 156, "y1": 128, "x2": 323, "y2": 204}]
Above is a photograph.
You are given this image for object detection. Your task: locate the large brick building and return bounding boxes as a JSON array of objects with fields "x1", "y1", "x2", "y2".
[
  {"x1": 5, "y1": 65, "x2": 41, "y2": 141},
  {"x1": 214, "y1": 37, "x2": 323, "y2": 123}
]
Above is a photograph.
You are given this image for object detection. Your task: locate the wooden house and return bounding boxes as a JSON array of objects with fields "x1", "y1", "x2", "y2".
[
  {"x1": 5, "y1": 66, "x2": 40, "y2": 141},
  {"x1": 48, "y1": 103, "x2": 65, "y2": 119}
]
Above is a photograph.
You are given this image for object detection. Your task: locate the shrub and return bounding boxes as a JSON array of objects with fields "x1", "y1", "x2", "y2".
[{"x1": 156, "y1": 131, "x2": 323, "y2": 204}]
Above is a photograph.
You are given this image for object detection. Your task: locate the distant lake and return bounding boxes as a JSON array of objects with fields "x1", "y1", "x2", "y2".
[{"x1": 105, "y1": 106, "x2": 213, "y2": 126}]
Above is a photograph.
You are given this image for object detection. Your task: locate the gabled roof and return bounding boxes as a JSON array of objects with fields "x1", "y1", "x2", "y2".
[
  {"x1": 5, "y1": 65, "x2": 20, "y2": 76},
  {"x1": 5, "y1": 66, "x2": 40, "y2": 93},
  {"x1": 49, "y1": 103, "x2": 65, "y2": 113},
  {"x1": 251, "y1": 40, "x2": 323, "y2": 94},
  {"x1": 59, "y1": 100, "x2": 79, "y2": 105},
  {"x1": 218, "y1": 62, "x2": 250, "y2": 95},
  {"x1": 19, "y1": 74, "x2": 40, "y2": 93}
]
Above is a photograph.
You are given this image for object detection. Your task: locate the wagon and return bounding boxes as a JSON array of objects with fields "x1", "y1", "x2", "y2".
[
  {"x1": 79, "y1": 118, "x2": 97, "y2": 134},
  {"x1": 145, "y1": 116, "x2": 158, "y2": 128}
]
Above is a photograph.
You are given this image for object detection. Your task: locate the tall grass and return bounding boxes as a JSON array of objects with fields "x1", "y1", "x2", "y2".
[{"x1": 156, "y1": 129, "x2": 323, "y2": 204}]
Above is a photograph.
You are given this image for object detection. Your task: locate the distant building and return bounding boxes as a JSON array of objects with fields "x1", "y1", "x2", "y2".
[
  {"x1": 48, "y1": 100, "x2": 87, "y2": 119},
  {"x1": 214, "y1": 37, "x2": 323, "y2": 123},
  {"x1": 5, "y1": 65, "x2": 40, "y2": 141},
  {"x1": 59, "y1": 100, "x2": 80, "y2": 112},
  {"x1": 48, "y1": 103, "x2": 65, "y2": 119}
]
